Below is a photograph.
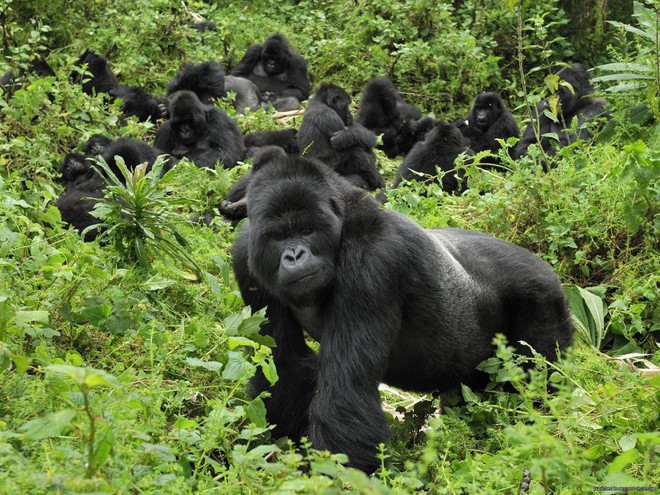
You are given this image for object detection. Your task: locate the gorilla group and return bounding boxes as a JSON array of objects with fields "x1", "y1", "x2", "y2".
[
  {"x1": 71, "y1": 49, "x2": 168, "y2": 123},
  {"x1": 56, "y1": 135, "x2": 175, "y2": 240},
  {"x1": 233, "y1": 154, "x2": 574, "y2": 474}
]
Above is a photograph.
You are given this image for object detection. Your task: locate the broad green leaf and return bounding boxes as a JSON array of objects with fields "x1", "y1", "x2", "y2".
[
  {"x1": 607, "y1": 449, "x2": 641, "y2": 473},
  {"x1": 185, "y1": 357, "x2": 223, "y2": 372},
  {"x1": 246, "y1": 398, "x2": 267, "y2": 427},
  {"x1": 143, "y1": 275, "x2": 175, "y2": 291},
  {"x1": 222, "y1": 351, "x2": 256, "y2": 381},
  {"x1": 461, "y1": 384, "x2": 479, "y2": 404},
  {"x1": 619, "y1": 434, "x2": 637, "y2": 452},
  {"x1": 14, "y1": 311, "x2": 49, "y2": 325},
  {"x1": 20, "y1": 409, "x2": 76, "y2": 441}
]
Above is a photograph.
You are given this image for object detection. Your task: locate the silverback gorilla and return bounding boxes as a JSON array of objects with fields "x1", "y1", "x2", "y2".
[{"x1": 232, "y1": 155, "x2": 574, "y2": 473}]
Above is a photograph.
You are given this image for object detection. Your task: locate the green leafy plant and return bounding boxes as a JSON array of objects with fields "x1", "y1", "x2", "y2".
[
  {"x1": 594, "y1": 1, "x2": 660, "y2": 121},
  {"x1": 565, "y1": 285, "x2": 608, "y2": 349},
  {"x1": 86, "y1": 156, "x2": 202, "y2": 278},
  {"x1": 21, "y1": 365, "x2": 118, "y2": 478}
]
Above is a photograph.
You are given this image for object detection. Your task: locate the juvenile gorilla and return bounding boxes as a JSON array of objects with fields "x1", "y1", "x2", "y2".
[
  {"x1": 514, "y1": 63, "x2": 608, "y2": 162},
  {"x1": 231, "y1": 34, "x2": 310, "y2": 111},
  {"x1": 356, "y1": 77, "x2": 432, "y2": 157},
  {"x1": 458, "y1": 92, "x2": 519, "y2": 165},
  {"x1": 233, "y1": 156, "x2": 573, "y2": 473},
  {"x1": 297, "y1": 82, "x2": 384, "y2": 191},
  {"x1": 155, "y1": 90, "x2": 246, "y2": 169},
  {"x1": 394, "y1": 121, "x2": 472, "y2": 193}
]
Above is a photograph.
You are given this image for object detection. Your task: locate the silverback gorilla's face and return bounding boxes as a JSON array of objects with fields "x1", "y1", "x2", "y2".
[{"x1": 246, "y1": 158, "x2": 343, "y2": 306}]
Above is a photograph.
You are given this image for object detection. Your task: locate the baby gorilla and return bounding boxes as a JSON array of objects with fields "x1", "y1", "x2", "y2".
[{"x1": 233, "y1": 155, "x2": 574, "y2": 474}]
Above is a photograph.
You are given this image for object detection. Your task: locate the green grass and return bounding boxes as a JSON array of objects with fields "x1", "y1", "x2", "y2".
[{"x1": 0, "y1": 0, "x2": 658, "y2": 493}]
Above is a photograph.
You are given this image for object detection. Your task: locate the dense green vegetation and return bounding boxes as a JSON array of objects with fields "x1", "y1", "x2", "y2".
[{"x1": 0, "y1": 0, "x2": 658, "y2": 493}]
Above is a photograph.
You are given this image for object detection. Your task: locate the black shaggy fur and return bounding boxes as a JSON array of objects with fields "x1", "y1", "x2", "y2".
[
  {"x1": 394, "y1": 121, "x2": 472, "y2": 193},
  {"x1": 459, "y1": 92, "x2": 519, "y2": 165},
  {"x1": 514, "y1": 63, "x2": 608, "y2": 162},
  {"x1": 155, "y1": 90, "x2": 245, "y2": 169},
  {"x1": 231, "y1": 34, "x2": 310, "y2": 111},
  {"x1": 232, "y1": 155, "x2": 574, "y2": 473},
  {"x1": 297, "y1": 82, "x2": 384, "y2": 191}
]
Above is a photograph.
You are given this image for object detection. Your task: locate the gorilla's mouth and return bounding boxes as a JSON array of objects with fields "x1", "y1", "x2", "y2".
[{"x1": 288, "y1": 270, "x2": 320, "y2": 285}]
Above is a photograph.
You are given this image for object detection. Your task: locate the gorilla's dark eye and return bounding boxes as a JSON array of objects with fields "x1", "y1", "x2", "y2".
[
  {"x1": 271, "y1": 230, "x2": 289, "y2": 241},
  {"x1": 300, "y1": 228, "x2": 313, "y2": 236}
]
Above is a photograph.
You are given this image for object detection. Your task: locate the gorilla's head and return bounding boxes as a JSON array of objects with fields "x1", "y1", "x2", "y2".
[
  {"x1": 82, "y1": 135, "x2": 113, "y2": 157},
  {"x1": 556, "y1": 63, "x2": 594, "y2": 115},
  {"x1": 246, "y1": 156, "x2": 344, "y2": 305},
  {"x1": 60, "y1": 154, "x2": 90, "y2": 183},
  {"x1": 315, "y1": 82, "x2": 353, "y2": 126},
  {"x1": 261, "y1": 34, "x2": 291, "y2": 76},
  {"x1": 365, "y1": 77, "x2": 399, "y2": 113},
  {"x1": 469, "y1": 92, "x2": 505, "y2": 131},
  {"x1": 427, "y1": 121, "x2": 469, "y2": 152},
  {"x1": 167, "y1": 90, "x2": 210, "y2": 149}
]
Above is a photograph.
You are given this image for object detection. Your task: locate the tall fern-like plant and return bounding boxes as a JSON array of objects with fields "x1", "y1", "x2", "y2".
[
  {"x1": 593, "y1": 1, "x2": 659, "y2": 121},
  {"x1": 84, "y1": 156, "x2": 202, "y2": 278}
]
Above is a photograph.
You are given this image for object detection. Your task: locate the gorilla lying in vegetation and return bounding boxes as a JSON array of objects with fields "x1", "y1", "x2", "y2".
[
  {"x1": 0, "y1": 55, "x2": 55, "y2": 99},
  {"x1": 394, "y1": 121, "x2": 472, "y2": 193},
  {"x1": 297, "y1": 82, "x2": 384, "y2": 191},
  {"x1": 155, "y1": 90, "x2": 245, "y2": 169},
  {"x1": 232, "y1": 155, "x2": 574, "y2": 473},
  {"x1": 514, "y1": 63, "x2": 608, "y2": 162},
  {"x1": 356, "y1": 77, "x2": 433, "y2": 157},
  {"x1": 457, "y1": 92, "x2": 519, "y2": 165},
  {"x1": 71, "y1": 49, "x2": 167, "y2": 122},
  {"x1": 57, "y1": 136, "x2": 175, "y2": 239},
  {"x1": 231, "y1": 34, "x2": 310, "y2": 111}
]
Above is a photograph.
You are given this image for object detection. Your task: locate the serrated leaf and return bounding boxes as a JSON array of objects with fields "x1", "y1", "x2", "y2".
[
  {"x1": 20, "y1": 409, "x2": 76, "y2": 441},
  {"x1": 619, "y1": 434, "x2": 637, "y2": 452},
  {"x1": 461, "y1": 384, "x2": 479, "y2": 404},
  {"x1": 259, "y1": 359, "x2": 279, "y2": 385},
  {"x1": 83, "y1": 369, "x2": 119, "y2": 388},
  {"x1": 222, "y1": 351, "x2": 256, "y2": 381},
  {"x1": 14, "y1": 310, "x2": 49, "y2": 325}
]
